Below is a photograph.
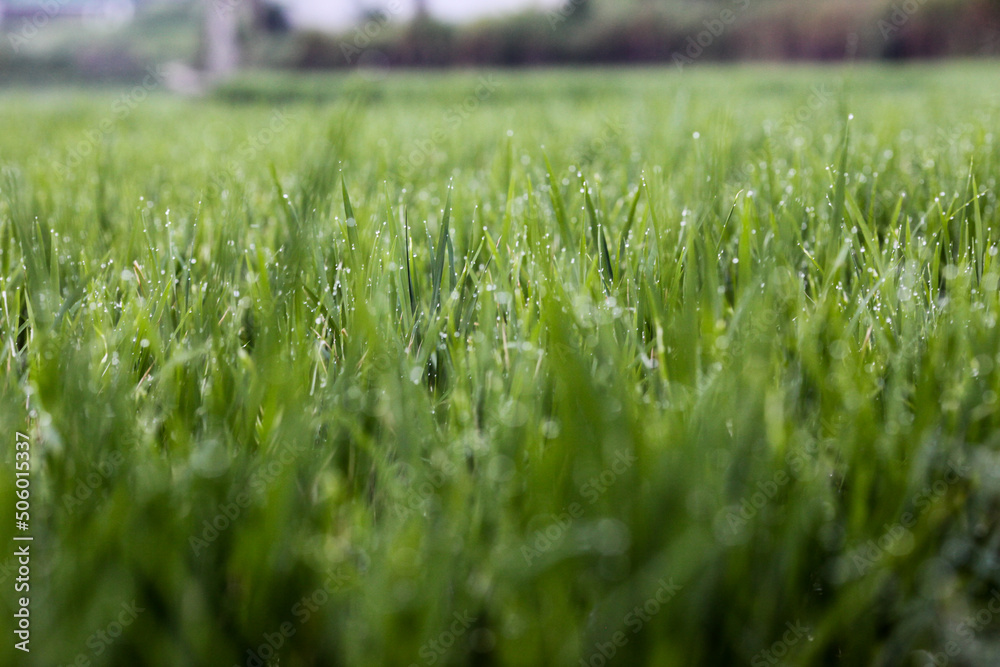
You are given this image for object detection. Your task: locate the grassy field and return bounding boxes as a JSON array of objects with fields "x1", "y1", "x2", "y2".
[{"x1": 2, "y1": 62, "x2": 1000, "y2": 666}]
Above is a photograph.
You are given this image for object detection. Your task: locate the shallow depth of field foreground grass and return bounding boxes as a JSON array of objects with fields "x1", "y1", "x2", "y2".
[{"x1": 2, "y1": 63, "x2": 1000, "y2": 666}]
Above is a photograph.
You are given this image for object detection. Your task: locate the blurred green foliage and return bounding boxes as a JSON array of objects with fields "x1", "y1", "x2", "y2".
[
  {"x1": 275, "y1": 0, "x2": 1000, "y2": 68},
  {"x1": 1, "y1": 0, "x2": 999, "y2": 82}
]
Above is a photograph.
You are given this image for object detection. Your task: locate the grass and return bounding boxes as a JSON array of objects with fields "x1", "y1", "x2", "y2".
[{"x1": 2, "y1": 62, "x2": 1000, "y2": 666}]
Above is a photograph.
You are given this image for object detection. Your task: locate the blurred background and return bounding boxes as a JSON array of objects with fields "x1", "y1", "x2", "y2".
[{"x1": 1, "y1": 0, "x2": 998, "y2": 86}]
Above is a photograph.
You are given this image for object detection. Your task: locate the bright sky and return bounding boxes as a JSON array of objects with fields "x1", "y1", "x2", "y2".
[
  {"x1": 428, "y1": 0, "x2": 564, "y2": 22},
  {"x1": 281, "y1": 0, "x2": 565, "y2": 31}
]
